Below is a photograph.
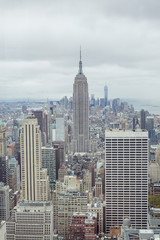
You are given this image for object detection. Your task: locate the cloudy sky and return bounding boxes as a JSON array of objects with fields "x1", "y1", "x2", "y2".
[{"x1": 0, "y1": 0, "x2": 160, "y2": 101}]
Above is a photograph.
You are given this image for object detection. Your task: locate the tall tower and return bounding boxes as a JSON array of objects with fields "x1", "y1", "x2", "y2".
[
  {"x1": 140, "y1": 109, "x2": 146, "y2": 130},
  {"x1": 0, "y1": 121, "x2": 8, "y2": 185},
  {"x1": 105, "y1": 130, "x2": 148, "y2": 233},
  {"x1": 20, "y1": 116, "x2": 49, "y2": 201},
  {"x1": 104, "y1": 84, "x2": 108, "y2": 106},
  {"x1": 72, "y1": 50, "x2": 90, "y2": 152}
]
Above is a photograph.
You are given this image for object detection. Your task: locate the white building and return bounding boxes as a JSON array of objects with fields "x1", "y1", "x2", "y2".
[
  {"x1": 20, "y1": 116, "x2": 49, "y2": 201},
  {"x1": 105, "y1": 130, "x2": 148, "y2": 232},
  {"x1": 6, "y1": 200, "x2": 53, "y2": 240},
  {"x1": 0, "y1": 182, "x2": 10, "y2": 221}
]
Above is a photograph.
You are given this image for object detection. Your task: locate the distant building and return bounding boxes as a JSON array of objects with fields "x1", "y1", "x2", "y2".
[
  {"x1": 72, "y1": 51, "x2": 90, "y2": 153},
  {"x1": 105, "y1": 130, "x2": 148, "y2": 232},
  {"x1": 100, "y1": 98, "x2": 105, "y2": 108},
  {"x1": 146, "y1": 116, "x2": 156, "y2": 145},
  {"x1": 140, "y1": 109, "x2": 146, "y2": 130},
  {"x1": 112, "y1": 98, "x2": 120, "y2": 113},
  {"x1": 58, "y1": 165, "x2": 67, "y2": 182},
  {"x1": 0, "y1": 182, "x2": 10, "y2": 221},
  {"x1": 104, "y1": 85, "x2": 108, "y2": 106},
  {"x1": 8, "y1": 157, "x2": 20, "y2": 191},
  {"x1": 83, "y1": 170, "x2": 92, "y2": 193},
  {"x1": 55, "y1": 114, "x2": 65, "y2": 142},
  {"x1": 32, "y1": 110, "x2": 49, "y2": 145},
  {"x1": 6, "y1": 200, "x2": 53, "y2": 240},
  {"x1": 95, "y1": 178, "x2": 102, "y2": 198}
]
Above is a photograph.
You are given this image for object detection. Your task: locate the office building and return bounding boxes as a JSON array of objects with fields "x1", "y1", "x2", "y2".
[
  {"x1": 83, "y1": 170, "x2": 92, "y2": 193},
  {"x1": 58, "y1": 165, "x2": 67, "y2": 182},
  {"x1": 6, "y1": 200, "x2": 53, "y2": 240},
  {"x1": 32, "y1": 110, "x2": 49, "y2": 145},
  {"x1": 0, "y1": 121, "x2": 8, "y2": 185},
  {"x1": 55, "y1": 114, "x2": 65, "y2": 142},
  {"x1": 0, "y1": 182, "x2": 10, "y2": 221},
  {"x1": 104, "y1": 85, "x2": 108, "y2": 106},
  {"x1": 42, "y1": 145, "x2": 56, "y2": 188},
  {"x1": 72, "y1": 51, "x2": 90, "y2": 152},
  {"x1": 146, "y1": 116, "x2": 156, "y2": 145},
  {"x1": 105, "y1": 130, "x2": 148, "y2": 232},
  {"x1": 0, "y1": 221, "x2": 6, "y2": 240},
  {"x1": 53, "y1": 192, "x2": 88, "y2": 239},
  {"x1": 8, "y1": 157, "x2": 20, "y2": 191},
  {"x1": 20, "y1": 116, "x2": 49, "y2": 201},
  {"x1": 140, "y1": 109, "x2": 146, "y2": 130},
  {"x1": 95, "y1": 177, "x2": 102, "y2": 198},
  {"x1": 88, "y1": 202, "x2": 104, "y2": 234}
]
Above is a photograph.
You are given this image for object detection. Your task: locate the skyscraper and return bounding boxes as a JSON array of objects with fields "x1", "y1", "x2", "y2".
[
  {"x1": 20, "y1": 116, "x2": 49, "y2": 201},
  {"x1": 105, "y1": 130, "x2": 148, "y2": 233},
  {"x1": 0, "y1": 121, "x2": 8, "y2": 185},
  {"x1": 104, "y1": 84, "x2": 108, "y2": 106},
  {"x1": 0, "y1": 182, "x2": 10, "y2": 221},
  {"x1": 140, "y1": 109, "x2": 146, "y2": 130},
  {"x1": 42, "y1": 145, "x2": 56, "y2": 188},
  {"x1": 72, "y1": 50, "x2": 90, "y2": 152}
]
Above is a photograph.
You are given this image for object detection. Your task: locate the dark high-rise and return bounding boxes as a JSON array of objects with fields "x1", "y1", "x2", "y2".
[
  {"x1": 0, "y1": 121, "x2": 8, "y2": 185},
  {"x1": 140, "y1": 109, "x2": 146, "y2": 130},
  {"x1": 104, "y1": 84, "x2": 108, "y2": 106}
]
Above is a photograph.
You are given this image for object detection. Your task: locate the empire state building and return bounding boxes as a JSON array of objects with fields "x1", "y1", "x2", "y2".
[{"x1": 72, "y1": 51, "x2": 90, "y2": 153}]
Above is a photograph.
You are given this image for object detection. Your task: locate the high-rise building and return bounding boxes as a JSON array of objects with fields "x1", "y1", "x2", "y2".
[
  {"x1": 20, "y1": 116, "x2": 49, "y2": 201},
  {"x1": 8, "y1": 157, "x2": 20, "y2": 191},
  {"x1": 104, "y1": 85, "x2": 108, "y2": 106},
  {"x1": 72, "y1": 51, "x2": 90, "y2": 153},
  {"x1": 83, "y1": 170, "x2": 92, "y2": 193},
  {"x1": 140, "y1": 109, "x2": 146, "y2": 130},
  {"x1": 95, "y1": 177, "x2": 102, "y2": 198},
  {"x1": 55, "y1": 114, "x2": 65, "y2": 142},
  {"x1": 105, "y1": 130, "x2": 148, "y2": 233},
  {"x1": 0, "y1": 121, "x2": 8, "y2": 185},
  {"x1": 146, "y1": 116, "x2": 156, "y2": 144},
  {"x1": 6, "y1": 200, "x2": 53, "y2": 240},
  {"x1": 32, "y1": 110, "x2": 49, "y2": 145},
  {"x1": 0, "y1": 182, "x2": 10, "y2": 221},
  {"x1": 42, "y1": 145, "x2": 56, "y2": 188}
]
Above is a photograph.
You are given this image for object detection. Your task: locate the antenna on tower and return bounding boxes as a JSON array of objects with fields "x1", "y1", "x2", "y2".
[{"x1": 80, "y1": 45, "x2": 81, "y2": 61}]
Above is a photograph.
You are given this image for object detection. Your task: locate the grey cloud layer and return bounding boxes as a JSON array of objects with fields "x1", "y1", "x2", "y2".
[{"x1": 0, "y1": 0, "x2": 160, "y2": 100}]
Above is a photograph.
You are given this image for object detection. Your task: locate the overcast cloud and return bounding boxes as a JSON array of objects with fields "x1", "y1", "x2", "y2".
[{"x1": 0, "y1": 0, "x2": 160, "y2": 101}]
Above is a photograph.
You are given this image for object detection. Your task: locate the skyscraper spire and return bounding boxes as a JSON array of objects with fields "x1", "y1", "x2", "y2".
[{"x1": 79, "y1": 46, "x2": 83, "y2": 74}]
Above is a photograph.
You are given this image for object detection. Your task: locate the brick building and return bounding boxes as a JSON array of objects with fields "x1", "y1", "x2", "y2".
[{"x1": 70, "y1": 212, "x2": 97, "y2": 240}]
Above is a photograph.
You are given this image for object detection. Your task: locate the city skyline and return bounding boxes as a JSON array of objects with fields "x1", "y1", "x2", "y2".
[{"x1": 1, "y1": 1, "x2": 160, "y2": 100}]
